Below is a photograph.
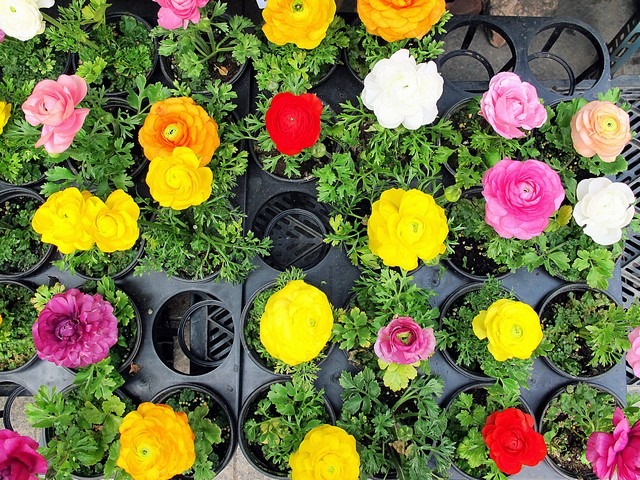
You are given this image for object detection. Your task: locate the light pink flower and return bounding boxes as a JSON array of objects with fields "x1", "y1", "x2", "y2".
[
  {"x1": 374, "y1": 316, "x2": 436, "y2": 364},
  {"x1": 0, "y1": 29, "x2": 5, "y2": 42},
  {"x1": 480, "y1": 72, "x2": 547, "y2": 139},
  {"x1": 35, "y1": 111, "x2": 89, "y2": 153},
  {"x1": 627, "y1": 327, "x2": 640, "y2": 378},
  {"x1": 586, "y1": 407, "x2": 640, "y2": 480},
  {"x1": 154, "y1": 0, "x2": 208, "y2": 30},
  {"x1": 0, "y1": 430, "x2": 47, "y2": 480},
  {"x1": 482, "y1": 158, "x2": 565, "y2": 240}
]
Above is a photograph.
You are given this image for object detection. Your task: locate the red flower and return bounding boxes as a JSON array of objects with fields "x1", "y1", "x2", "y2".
[
  {"x1": 482, "y1": 407, "x2": 547, "y2": 475},
  {"x1": 265, "y1": 92, "x2": 322, "y2": 156}
]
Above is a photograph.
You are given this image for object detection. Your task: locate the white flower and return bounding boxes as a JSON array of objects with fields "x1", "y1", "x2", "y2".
[
  {"x1": 361, "y1": 49, "x2": 443, "y2": 130},
  {"x1": 573, "y1": 177, "x2": 635, "y2": 245},
  {"x1": 0, "y1": 0, "x2": 54, "y2": 41}
]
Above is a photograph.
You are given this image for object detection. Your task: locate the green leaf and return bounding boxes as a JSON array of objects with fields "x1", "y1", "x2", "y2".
[{"x1": 379, "y1": 361, "x2": 418, "y2": 391}]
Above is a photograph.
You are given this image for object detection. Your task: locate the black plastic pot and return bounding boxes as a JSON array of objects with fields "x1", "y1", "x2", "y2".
[
  {"x1": 0, "y1": 280, "x2": 38, "y2": 373},
  {"x1": 71, "y1": 240, "x2": 145, "y2": 282},
  {"x1": 1, "y1": 383, "x2": 34, "y2": 432}
]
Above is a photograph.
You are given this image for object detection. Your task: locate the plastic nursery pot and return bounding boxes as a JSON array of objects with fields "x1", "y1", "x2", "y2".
[
  {"x1": 1, "y1": 383, "x2": 36, "y2": 436},
  {"x1": 71, "y1": 239, "x2": 145, "y2": 282},
  {"x1": 440, "y1": 97, "x2": 476, "y2": 179},
  {"x1": 0, "y1": 280, "x2": 38, "y2": 373}
]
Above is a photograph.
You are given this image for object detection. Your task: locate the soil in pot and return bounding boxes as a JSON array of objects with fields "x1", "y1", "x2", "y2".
[{"x1": 0, "y1": 281, "x2": 37, "y2": 371}]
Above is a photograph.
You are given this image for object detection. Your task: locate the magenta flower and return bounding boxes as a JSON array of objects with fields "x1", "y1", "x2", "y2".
[
  {"x1": 32, "y1": 289, "x2": 118, "y2": 368},
  {"x1": 627, "y1": 327, "x2": 640, "y2": 378},
  {"x1": 0, "y1": 429, "x2": 47, "y2": 480},
  {"x1": 154, "y1": 0, "x2": 208, "y2": 30},
  {"x1": 479, "y1": 72, "x2": 547, "y2": 139},
  {"x1": 586, "y1": 407, "x2": 640, "y2": 480},
  {"x1": 482, "y1": 158, "x2": 565, "y2": 240},
  {"x1": 374, "y1": 316, "x2": 436, "y2": 364}
]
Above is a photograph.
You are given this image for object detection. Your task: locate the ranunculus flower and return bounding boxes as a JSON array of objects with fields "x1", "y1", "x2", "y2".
[
  {"x1": 32, "y1": 288, "x2": 118, "y2": 368},
  {"x1": 146, "y1": 146, "x2": 213, "y2": 210},
  {"x1": 289, "y1": 425, "x2": 360, "y2": 480},
  {"x1": 357, "y1": 0, "x2": 446, "y2": 42},
  {"x1": 138, "y1": 96, "x2": 220, "y2": 166},
  {"x1": 0, "y1": 100, "x2": 10, "y2": 134},
  {"x1": 573, "y1": 177, "x2": 635, "y2": 246},
  {"x1": 627, "y1": 326, "x2": 640, "y2": 378},
  {"x1": 260, "y1": 279, "x2": 333, "y2": 366},
  {"x1": 153, "y1": 0, "x2": 207, "y2": 30},
  {"x1": 31, "y1": 187, "x2": 95, "y2": 254},
  {"x1": 482, "y1": 158, "x2": 565, "y2": 240},
  {"x1": 84, "y1": 190, "x2": 140, "y2": 253},
  {"x1": 482, "y1": 408, "x2": 547, "y2": 475},
  {"x1": 374, "y1": 316, "x2": 435, "y2": 364},
  {"x1": 571, "y1": 100, "x2": 632, "y2": 163},
  {"x1": 472, "y1": 299, "x2": 543, "y2": 361},
  {"x1": 587, "y1": 407, "x2": 640, "y2": 480},
  {"x1": 0, "y1": 29, "x2": 5, "y2": 42},
  {"x1": 0, "y1": 0, "x2": 53, "y2": 41},
  {"x1": 264, "y1": 91, "x2": 323, "y2": 155},
  {"x1": 479, "y1": 72, "x2": 547, "y2": 139},
  {"x1": 361, "y1": 49, "x2": 443, "y2": 130},
  {"x1": 262, "y1": 0, "x2": 336, "y2": 49},
  {"x1": 118, "y1": 403, "x2": 196, "y2": 480},
  {"x1": 0, "y1": 429, "x2": 47, "y2": 480},
  {"x1": 368, "y1": 188, "x2": 449, "y2": 271}
]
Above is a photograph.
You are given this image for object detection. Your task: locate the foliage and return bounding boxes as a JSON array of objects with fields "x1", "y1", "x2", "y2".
[
  {"x1": 0, "y1": 283, "x2": 37, "y2": 370},
  {"x1": 0, "y1": 35, "x2": 69, "y2": 88},
  {"x1": 0, "y1": 196, "x2": 48, "y2": 273},
  {"x1": 54, "y1": 244, "x2": 141, "y2": 279}
]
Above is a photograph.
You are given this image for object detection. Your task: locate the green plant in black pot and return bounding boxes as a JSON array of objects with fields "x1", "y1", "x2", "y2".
[{"x1": 0, "y1": 281, "x2": 38, "y2": 372}]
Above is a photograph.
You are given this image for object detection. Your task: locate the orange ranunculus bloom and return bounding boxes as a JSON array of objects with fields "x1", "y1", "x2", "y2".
[
  {"x1": 262, "y1": 0, "x2": 336, "y2": 49},
  {"x1": 138, "y1": 97, "x2": 220, "y2": 166},
  {"x1": 357, "y1": 0, "x2": 447, "y2": 43},
  {"x1": 117, "y1": 402, "x2": 195, "y2": 480}
]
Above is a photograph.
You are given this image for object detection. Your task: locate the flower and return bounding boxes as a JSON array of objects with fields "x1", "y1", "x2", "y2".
[
  {"x1": 138, "y1": 97, "x2": 220, "y2": 166},
  {"x1": 0, "y1": 29, "x2": 5, "y2": 42},
  {"x1": 289, "y1": 424, "x2": 360, "y2": 480},
  {"x1": 482, "y1": 158, "x2": 565, "y2": 240},
  {"x1": 0, "y1": 0, "x2": 54, "y2": 41},
  {"x1": 357, "y1": 0, "x2": 446, "y2": 42},
  {"x1": 146, "y1": 146, "x2": 213, "y2": 210},
  {"x1": 260, "y1": 279, "x2": 333, "y2": 366},
  {"x1": 31, "y1": 187, "x2": 95, "y2": 254},
  {"x1": 573, "y1": 177, "x2": 635, "y2": 245},
  {"x1": 626, "y1": 326, "x2": 640, "y2": 378},
  {"x1": 374, "y1": 316, "x2": 436, "y2": 364},
  {"x1": 117, "y1": 402, "x2": 196, "y2": 480},
  {"x1": 84, "y1": 190, "x2": 140, "y2": 253},
  {"x1": 479, "y1": 72, "x2": 547, "y2": 139},
  {"x1": 0, "y1": 430, "x2": 47, "y2": 480},
  {"x1": 265, "y1": 92, "x2": 323, "y2": 155},
  {"x1": 32, "y1": 288, "x2": 118, "y2": 368},
  {"x1": 361, "y1": 49, "x2": 443, "y2": 130},
  {"x1": 262, "y1": 0, "x2": 336, "y2": 50},
  {"x1": 472, "y1": 299, "x2": 543, "y2": 361},
  {"x1": 571, "y1": 100, "x2": 632, "y2": 162},
  {"x1": 153, "y1": 0, "x2": 208, "y2": 30},
  {"x1": 587, "y1": 407, "x2": 640, "y2": 480},
  {"x1": 0, "y1": 101, "x2": 10, "y2": 134},
  {"x1": 368, "y1": 188, "x2": 449, "y2": 270},
  {"x1": 482, "y1": 408, "x2": 547, "y2": 475}
]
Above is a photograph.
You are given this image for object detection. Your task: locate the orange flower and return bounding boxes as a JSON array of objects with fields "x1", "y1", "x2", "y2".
[
  {"x1": 357, "y1": 0, "x2": 446, "y2": 43},
  {"x1": 138, "y1": 97, "x2": 220, "y2": 166}
]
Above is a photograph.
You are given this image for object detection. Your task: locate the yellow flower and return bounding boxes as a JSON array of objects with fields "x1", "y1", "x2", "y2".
[
  {"x1": 262, "y1": 0, "x2": 336, "y2": 49},
  {"x1": 84, "y1": 190, "x2": 140, "y2": 253},
  {"x1": 0, "y1": 313, "x2": 3, "y2": 327},
  {"x1": 146, "y1": 146, "x2": 213, "y2": 210},
  {"x1": 0, "y1": 101, "x2": 11, "y2": 135},
  {"x1": 31, "y1": 187, "x2": 95, "y2": 254},
  {"x1": 472, "y1": 299, "x2": 543, "y2": 361},
  {"x1": 117, "y1": 402, "x2": 195, "y2": 480},
  {"x1": 367, "y1": 188, "x2": 448, "y2": 270},
  {"x1": 290, "y1": 425, "x2": 360, "y2": 480},
  {"x1": 260, "y1": 280, "x2": 333, "y2": 366}
]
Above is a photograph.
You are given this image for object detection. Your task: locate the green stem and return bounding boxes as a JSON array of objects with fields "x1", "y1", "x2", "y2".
[{"x1": 41, "y1": 13, "x2": 101, "y2": 51}]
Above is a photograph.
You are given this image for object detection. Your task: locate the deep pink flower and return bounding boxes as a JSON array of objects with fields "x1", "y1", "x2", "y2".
[
  {"x1": 627, "y1": 327, "x2": 640, "y2": 378},
  {"x1": 374, "y1": 316, "x2": 436, "y2": 364},
  {"x1": 0, "y1": 429, "x2": 47, "y2": 480},
  {"x1": 480, "y1": 72, "x2": 547, "y2": 139},
  {"x1": 154, "y1": 0, "x2": 208, "y2": 30},
  {"x1": 482, "y1": 158, "x2": 565, "y2": 240},
  {"x1": 586, "y1": 407, "x2": 640, "y2": 480},
  {"x1": 32, "y1": 289, "x2": 118, "y2": 368}
]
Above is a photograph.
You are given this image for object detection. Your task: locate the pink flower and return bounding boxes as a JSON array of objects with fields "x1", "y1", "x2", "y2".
[
  {"x1": 0, "y1": 29, "x2": 5, "y2": 42},
  {"x1": 374, "y1": 316, "x2": 436, "y2": 364},
  {"x1": 154, "y1": 0, "x2": 209, "y2": 30},
  {"x1": 32, "y1": 289, "x2": 118, "y2": 368},
  {"x1": 482, "y1": 158, "x2": 565, "y2": 240},
  {"x1": 627, "y1": 327, "x2": 640, "y2": 378},
  {"x1": 586, "y1": 407, "x2": 640, "y2": 480},
  {"x1": 480, "y1": 72, "x2": 547, "y2": 139},
  {"x1": 0, "y1": 430, "x2": 47, "y2": 480}
]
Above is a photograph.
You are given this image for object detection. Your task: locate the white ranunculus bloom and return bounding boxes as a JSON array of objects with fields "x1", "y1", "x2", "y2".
[
  {"x1": 0, "y1": 0, "x2": 53, "y2": 41},
  {"x1": 573, "y1": 177, "x2": 635, "y2": 245},
  {"x1": 361, "y1": 49, "x2": 443, "y2": 130}
]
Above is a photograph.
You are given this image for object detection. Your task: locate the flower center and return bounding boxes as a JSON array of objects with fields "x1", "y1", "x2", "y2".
[
  {"x1": 511, "y1": 324, "x2": 523, "y2": 339},
  {"x1": 505, "y1": 433, "x2": 524, "y2": 453},
  {"x1": 56, "y1": 318, "x2": 81, "y2": 342},
  {"x1": 396, "y1": 330, "x2": 414, "y2": 345},
  {"x1": 0, "y1": 466, "x2": 11, "y2": 479},
  {"x1": 600, "y1": 115, "x2": 619, "y2": 133},
  {"x1": 291, "y1": 0, "x2": 303, "y2": 12},
  {"x1": 162, "y1": 123, "x2": 181, "y2": 141},
  {"x1": 9, "y1": 6, "x2": 16, "y2": 13},
  {"x1": 398, "y1": 217, "x2": 424, "y2": 245}
]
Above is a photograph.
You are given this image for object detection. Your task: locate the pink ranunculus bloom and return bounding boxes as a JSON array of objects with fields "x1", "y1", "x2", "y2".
[
  {"x1": 479, "y1": 72, "x2": 548, "y2": 139},
  {"x1": 35, "y1": 109, "x2": 90, "y2": 154},
  {"x1": 0, "y1": 429, "x2": 47, "y2": 480},
  {"x1": 482, "y1": 158, "x2": 565, "y2": 240},
  {"x1": 154, "y1": 0, "x2": 209, "y2": 30},
  {"x1": 586, "y1": 407, "x2": 640, "y2": 480},
  {"x1": 0, "y1": 29, "x2": 5, "y2": 42},
  {"x1": 627, "y1": 326, "x2": 640, "y2": 378},
  {"x1": 374, "y1": 316, "x2": 436, "y2": 364},
  {"x1": 32, "y1": 289, "x2": 118, "y2": 368}
]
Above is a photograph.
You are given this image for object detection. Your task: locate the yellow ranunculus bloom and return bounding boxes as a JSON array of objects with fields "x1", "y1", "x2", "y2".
[
  {"x1": 472, "y1": 299, "x2": 543, "y2": 361},
  {"x1": 290, "y1": 424, "x2": 360, "y2": 480},
  {"x1": 117, "y1": 402, "x2": 195, "y2": 480},
  {"x1": 84, "y1": 190, "x2": 140, "y2": 253},
  {"x1": 0, "y1": 101, "x2": 11, "y2": 135},
  {"x1": 146, "y1": 146, "x2": 212, "y2": 210},
  {"x1": 31, "y1": 187, "x2": 95, "y2": 254},
  {"x1": 260, "y1": 280, "x2": 333, "y2": 366},
  {"x1": 367, "y1": 188, "x2": 448, "y2": 271},
  {"x1": 262, "y1": 0, "x2": 336, "y2": 49}
]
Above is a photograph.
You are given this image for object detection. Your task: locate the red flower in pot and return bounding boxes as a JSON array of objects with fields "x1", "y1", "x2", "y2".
[{"x1": 265, "y1": 92, "x2": 322, "y2": 155}]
